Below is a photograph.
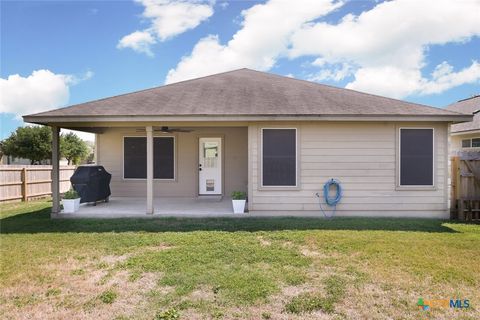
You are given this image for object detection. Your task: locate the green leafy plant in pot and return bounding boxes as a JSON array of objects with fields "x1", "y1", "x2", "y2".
[
  {"x1": 231, "y1": 191, "x2": 246, "y2": 213},
  {"x1": 62, "y1": 188, "x2": 80, "y2": 213}
]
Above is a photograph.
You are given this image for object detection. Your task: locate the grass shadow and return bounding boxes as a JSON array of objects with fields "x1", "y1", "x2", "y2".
[{"x1": 0, "y1": 205, "x2": 460, "y2": 234}]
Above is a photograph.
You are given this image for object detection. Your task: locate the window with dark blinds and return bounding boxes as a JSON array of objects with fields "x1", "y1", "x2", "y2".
[
  {"x1": 262, "y1": 129, "x2": 296, "y2": 186},
  {"x1": 400, "y1": 128, "x2": 433, "y2": 186},
  {"x1": 124, "y1": 137, "x2": 147, "y2": 179},
  {"x1": 154, "y1": 137, "x2": 174, "y2": 179},
  {"x1": 124, "y1": 137, "x2": 175, "y2": 179}
]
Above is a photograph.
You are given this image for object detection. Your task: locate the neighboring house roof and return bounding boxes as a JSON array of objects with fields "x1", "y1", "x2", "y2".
[
  {"x1": 24, "y1": 68, "x2": 471, "y2": 124},
  {"x1": 445, "y1": 95, "x2": 480, "y2": 133}
]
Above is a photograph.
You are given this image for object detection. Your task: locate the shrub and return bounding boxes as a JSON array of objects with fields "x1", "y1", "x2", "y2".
[
  {"x1": 63, "y1": 188, "x2": 79, "y2": 199},
  {"x1": 231, "y1": 191, "x2": 246, "y2": 200}
]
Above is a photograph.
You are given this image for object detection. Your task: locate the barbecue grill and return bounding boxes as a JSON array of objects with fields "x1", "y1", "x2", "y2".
[{"x1": 70, "y1": 165, "x2": 111, "y2": 204}]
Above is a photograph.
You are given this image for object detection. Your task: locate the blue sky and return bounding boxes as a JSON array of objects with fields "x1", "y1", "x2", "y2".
[{"x1": 1, "y1": 0, "x2": 479, "y2": 140}]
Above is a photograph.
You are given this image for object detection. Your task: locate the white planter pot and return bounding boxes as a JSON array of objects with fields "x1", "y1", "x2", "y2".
[
  {"x1": 62, "y1": 198, "x2": 80, "y2": 213},
  {"x1": 232, "y1": 199, "x2": 246, "y2": 214}
]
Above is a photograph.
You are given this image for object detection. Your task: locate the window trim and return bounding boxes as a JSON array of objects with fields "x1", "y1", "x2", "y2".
[
  {"x1": 122, "y1": 135, "x2": 177, "y2": 181},
  {"x1": 397, "y1": 127, "x2": 435, "y2": 189},
  {"x1": 260, "y1": 127, "x2": 299, "y2": 189}
]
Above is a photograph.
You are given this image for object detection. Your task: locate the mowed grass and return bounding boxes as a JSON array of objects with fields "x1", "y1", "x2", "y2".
[{"x1": 0, "y1": 200, "x2": 479, "y2": 319}]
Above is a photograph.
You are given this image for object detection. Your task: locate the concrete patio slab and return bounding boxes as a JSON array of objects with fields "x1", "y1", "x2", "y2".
[{"x1": 56, "y1": 196, "x2": 240, "y2": 218}]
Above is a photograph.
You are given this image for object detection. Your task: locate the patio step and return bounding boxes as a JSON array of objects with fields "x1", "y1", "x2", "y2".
[{"x1": 196, "y1": 195, "x2": 223, "y2": 202}]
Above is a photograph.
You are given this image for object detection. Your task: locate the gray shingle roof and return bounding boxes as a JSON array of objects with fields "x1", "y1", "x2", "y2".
[
  {"x1": 445, "y1": 96, "x2": 480, "y2": 133},
  {"x1": 24, "y1": 68, "x2": 469, "y2": 120}
]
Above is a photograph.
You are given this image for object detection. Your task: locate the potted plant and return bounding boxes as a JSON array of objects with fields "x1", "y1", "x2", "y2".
[
  {"x1": 231, "y1": 191, "x2": 247, "y2": 214},
  {"x1": 62, "y1": 188, "x2": 80, "y2": 213}
]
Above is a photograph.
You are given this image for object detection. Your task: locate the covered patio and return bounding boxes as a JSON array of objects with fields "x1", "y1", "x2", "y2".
[{"x1": 43, "y1": 123, "x2": 249, "y2": 217}]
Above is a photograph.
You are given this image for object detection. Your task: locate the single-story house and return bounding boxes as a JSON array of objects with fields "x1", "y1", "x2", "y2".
[
  {"x1": 23, "y1": 69, "x2": 472, "y2": 218},
  {"x1": 445, "y1": 95, "x2": 480, "y2": 155}
]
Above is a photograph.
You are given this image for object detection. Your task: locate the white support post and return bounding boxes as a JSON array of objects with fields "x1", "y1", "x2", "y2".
[
  {"x1": 146, "y1": 126, "x2": 154, "y2": 214},
  {"x1": 51, "y1": 126, "x2": 60, "y2": 216},
  {"x1": 247, "y1": 125, "x2": 254, "y2": 212}
]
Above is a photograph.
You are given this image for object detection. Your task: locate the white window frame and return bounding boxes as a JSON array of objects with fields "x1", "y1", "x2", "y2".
[
  {"x1": 122, "y1": 135, "x2": 176, "y2": 181},
  {"x1": 260, "y1": 127, "x2": 298, "y2": 188},
  {"x1": 397, "y1": 127, "x2": 435, "y2": 188}
]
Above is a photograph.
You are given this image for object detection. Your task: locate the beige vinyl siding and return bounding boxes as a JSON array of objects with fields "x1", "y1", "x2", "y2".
[
  {"x1": 97, "y1": 127, "x2": 248, "y2": 198},
  {"x1": 248, "y1": 121, "x2": 449, "y2": 218}
]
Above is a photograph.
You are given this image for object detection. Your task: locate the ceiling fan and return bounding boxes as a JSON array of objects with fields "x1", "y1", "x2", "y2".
[{"x1": 135, "y1": 126, "x2": 194, "y2": 133}]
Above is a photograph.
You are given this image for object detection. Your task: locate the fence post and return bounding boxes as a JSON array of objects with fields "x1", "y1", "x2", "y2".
[
  {"x1": 451, "y1": 156, "x2": 461, "y2": 218},
  {"x1": 21, "y1": 167, "x2": 28, "y2": 202},
  {"x1": 450, "y1": 157, "x2": 456, "y2": 217},
  {"x1": 455, "y1": 157, "x2": 461, "y2": 199}
]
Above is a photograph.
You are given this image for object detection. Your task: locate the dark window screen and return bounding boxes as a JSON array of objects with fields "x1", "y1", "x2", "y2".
[
  {"x1": 462, "y1": 139, "x2": 471, "y2": 148},
  {"x1": 262, "y1": 129, "x2": 296, "y2": 186},
  {"x1": 124, "y1": 137, "x2": 146, "y2": 179},
  {"x1": 472, "y1": 138, "x2": 480, "y2": 148},
  {"x1": 154, "y1": 137, "x2": 174, "y2": 179},
  {"x1": 124, "y1": 137, "x2": 175, "y2": 179},
  {"x1": 400, "y1": 129, "x2": 433, "y2": 186}
]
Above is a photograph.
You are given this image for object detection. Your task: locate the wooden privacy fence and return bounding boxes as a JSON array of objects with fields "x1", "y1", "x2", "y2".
[
  {"x1": 451, "y1": 156, "x2": 480, "y2": 221},
  {"x1": 0, "y1": 165, "x2": 75, "y2": 202}
]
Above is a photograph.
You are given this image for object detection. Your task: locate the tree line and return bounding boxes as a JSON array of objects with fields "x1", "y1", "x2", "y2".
[{"x1": 0, "y1": 126, "x2": 91, "y2": 165}]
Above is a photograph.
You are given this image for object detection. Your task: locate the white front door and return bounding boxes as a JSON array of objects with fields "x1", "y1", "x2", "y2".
[{"x1": 199, "y1": 137, "x2": 222, "y2": 195}]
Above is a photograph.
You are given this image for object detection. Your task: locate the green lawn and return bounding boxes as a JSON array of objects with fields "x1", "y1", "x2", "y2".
[{"x1": 1, "y1": 199, "x2": 479, "y2": 319}]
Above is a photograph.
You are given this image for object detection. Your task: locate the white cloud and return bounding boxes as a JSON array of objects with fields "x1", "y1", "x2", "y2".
[
  {"x1": 345, "y1": 61, "x2": 480, "y2": 99},
  {"x1": 311, "y1": 57, "x2": 326, "y2": 67},
  {"x1": 421, "y1": 61, "x2": 480, "y2": 95},
  {"x1": 307, "y1": 62, "x2": 354, "y2": 82},
  {"x1": 165, "y1": 0, "x2": 341, "y2": 84},
  {"x1": 219, "y1": 1, "x2": 228, "y2": 10},
  {"x1": 0, "y1": 69, "x2": 92, "y2": 119},
  {"x1": 145, "y1": 0, "x2": 214, "y2": 40},
  {"x1": 290, "y1": 0, "x2": 480, "y2": 98},
  {"x1": 65, "y1": 70, "x2": 94, "y2": 85},
  {"x1": 117, "y1": 30, "x2": 156, "y2": 56},
  {"x1": 118, "y1": 0, "x2": 214, "y2": 56},
  {"x1": 345, "y1": 66, "x2": 423, "y2": 99}
]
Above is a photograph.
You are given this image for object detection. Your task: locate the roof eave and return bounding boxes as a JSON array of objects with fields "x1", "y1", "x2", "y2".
[
  {"x1": 450, "y1": 128, "x2": 480, "y2": 135},
  {"x1": 23, "y1": 114, "x2": 474, "y2": 125}
]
